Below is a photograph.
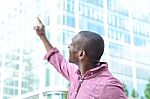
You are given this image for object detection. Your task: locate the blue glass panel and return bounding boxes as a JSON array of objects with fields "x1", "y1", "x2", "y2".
[
  {"x1": 87, "y1": 22, "x2": 104, "y2": 36},
  {"x1": 63, "y1": 15, "x2": 75, "y2": 27}
]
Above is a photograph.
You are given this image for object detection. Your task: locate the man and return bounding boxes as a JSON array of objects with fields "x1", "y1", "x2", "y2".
[{"x1": 34, "y1": 17, "x2": 128, "y2": 99}]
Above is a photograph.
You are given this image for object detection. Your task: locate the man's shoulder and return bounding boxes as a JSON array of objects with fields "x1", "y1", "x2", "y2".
[{"x1": 96, "y1": 73, "x2": 123, "y2": 88}]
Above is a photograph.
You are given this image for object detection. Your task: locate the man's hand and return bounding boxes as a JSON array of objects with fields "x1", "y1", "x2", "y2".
[
  {"x1": 34, "y1": 17, "x2": 54, "y2": 52},
  {"x1": 34, "y1": 17, "x2": 45, "y2": 37}
]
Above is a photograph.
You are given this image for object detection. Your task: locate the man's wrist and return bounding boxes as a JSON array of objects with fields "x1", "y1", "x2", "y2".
[{"x1": 39, "y1": 35, "x2": 46, "y2": 39}]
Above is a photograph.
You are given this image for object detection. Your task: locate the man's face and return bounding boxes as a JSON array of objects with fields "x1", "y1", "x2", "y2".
[{"x1": 68, "y1": 34, "x2": 81, "y2": 64}]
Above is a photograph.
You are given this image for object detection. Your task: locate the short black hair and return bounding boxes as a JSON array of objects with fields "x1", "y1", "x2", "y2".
[{"x1": 78, "y1": 31, "x2": 104, "y2": 60}]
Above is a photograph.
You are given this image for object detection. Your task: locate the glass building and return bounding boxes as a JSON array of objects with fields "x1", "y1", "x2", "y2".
[{"x1": 0, "y1": 0, "x2": 150, "y2": 99}]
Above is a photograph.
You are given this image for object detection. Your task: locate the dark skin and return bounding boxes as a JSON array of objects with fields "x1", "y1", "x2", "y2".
[
  {"x1": 34, "y1": 17, "x2": 99, "y2": 76},
  {"x1": 69, "y1": 34, "x2": 98, "y2": 75}
]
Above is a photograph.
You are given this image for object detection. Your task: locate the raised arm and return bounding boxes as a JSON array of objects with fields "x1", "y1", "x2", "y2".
[
  {"x1": 34, "y1": 17, "x2": 54, "y2": 52},
  {"x1": 33, "y1": 17, "x2": 79, "y2": 81}
]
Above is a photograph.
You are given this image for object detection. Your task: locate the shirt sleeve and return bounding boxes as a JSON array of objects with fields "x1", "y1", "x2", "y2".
[
  {"x1": 44, "y1": 48, "x2": 79, "y2": 81},
  {"x1": 101, "y1": 84, "x2": 128, "y2": 99}
]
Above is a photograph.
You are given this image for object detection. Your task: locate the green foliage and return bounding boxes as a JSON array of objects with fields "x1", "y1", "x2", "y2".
[
  {"x1": 120, "y1": 78, "x2": 150, "y2": 99},
  {"x1": 144, "y1": 79, "x2": 150, "y2": 99},
  {"x1": 131, "y1": 89, "x2": 139, "y2": 98},
  {"x1": 122, "y1": 82, "x2": 129, "y2": 97},
  {"x1": 63, "y1": 91, "x2": 67, "y2": 99}
]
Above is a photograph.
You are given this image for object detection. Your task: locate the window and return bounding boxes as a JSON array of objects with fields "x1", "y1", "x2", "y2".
[
  {"x1": 135, "y1": 51, "x2": 150, "y2": 65},
  {"x1": 87, "y1": 22, "x2": 104, "y2": 36},
  {"x1": 136, "y1": 66, "x2": 150, "y2": 80},
  {"x1": 0, "y1": 54, "x2": 2, "y2": 66},
  {"x1": 5, "y1": 61, "x2": 19, "y2": 70},
  {"x1": 79, "y1": 3, "x2": 88, "y2": 17},
  {"x1": 108, "y1": 12, "x2": 129, "y2": 30},
  {"x1": 134, "y1": 34, "x2": 146, "y2": 47},
  {"x1": 45, "y1": 68, "x2": 51, "y2": 87},
  {"x1": 109, "y1": 43, "x2": 123, "y2": 58},
  {"x1": 107, "y1": 0, "x2": 128, "y2": 15},
  {"x1": 0, "y1": 60, "x2": 1, "y2": 66},
  {"x1": 137, "y1": 80, "x2": 147, "y2": 97},
  {"x1": 62, "y1": 30, "x2": 74, "y2": 45},
  {"x1": 3, "y1": 87, "x2": 18, "y2": 95},
  {"x1": 132, "y1": 9, "x2": 150, "y2": 22},
  {"x1": 124, "y1": 33, "x2": 130, "y2": 43},
  {"x1": 63, "y1": 15, "x2": 75, "y2": 27},
  {"x1": 108, "y1": 27, "x2": 130, "y2": 44},
  {"x1": 47, "y1": 92, "x2": 67, "y2": 99},
  {"x1": 79, "y1": 3, "x2": 103, "y2": 21},
  {"x1": 97, "y1": 9, "x2": 103, "y2": 22},
  {"x1": 4, "y1": 79, "x2": 18, "y2": 87},
  {"x1": 109, "y1": 58, "x2": 132, "y2": 76},
  {"x1": 108, "y1": 29, "x2": 122, "y2": 41},
  {"x1": 107, "y1": 0, "x2": 115, "y2": 11},
  {"x1": 108, "y1": 13, "x2": 116, "y2": 26},
  {"x1": 109, "y1": 29, "x2": 123, "y2": 41},
  {"x1": 109, "y1": 43, "x2": 132, "y2": 60},
  {"x1": 87, "y1": 6, "x2": 100, "y2": 20},
  {"x1": 87, "y1": 0, "x2": 103, "y2": 6},
  {"x1": 22, "y1": 81, "x2": 29, "y2": 88},
  {"x1": 115, "y1": 0, "x2": 128, "y2": 15},
  {"x1": 133, "y1": 20, "x2": 150, "y2": 36},
  {"x1": 22, "y1": 69, "x2": 39, "y2": 93},
  {"x1": 3, "y1": 96, "x2": 10, "y2": 99},
  {"x1": 58, "y1": 0, "x2": 75, "y2": 13},
  {"x1": 66, "y1": 0, "x2": 74, "y2": 13},
  {"x1": 5, "y1": 54, "x2": 19, "y2": 60},
  {"x1": 44, "y1": 15, "x2": 50, "y2": 26}
]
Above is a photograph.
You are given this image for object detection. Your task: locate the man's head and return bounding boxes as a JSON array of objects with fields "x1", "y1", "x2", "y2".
[{"x1": 68, "y1": 31, "x2": 104, "y2": 65}]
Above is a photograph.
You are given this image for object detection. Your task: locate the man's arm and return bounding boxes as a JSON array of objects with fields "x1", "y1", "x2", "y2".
[
  {"x1": 34, "y1": 17, "x2": 79, "y2": 81},
  {"x1": 34, "y1": 17, "x2": 54, "y2": 52}
]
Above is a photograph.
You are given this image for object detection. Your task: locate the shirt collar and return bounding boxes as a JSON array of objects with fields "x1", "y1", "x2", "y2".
[
  {"x1": 89, "y1": 62, "x2": 108, "y2": 72},
  {"x1": 81, "y1": 62, "x2": 108, "y2": 79}
]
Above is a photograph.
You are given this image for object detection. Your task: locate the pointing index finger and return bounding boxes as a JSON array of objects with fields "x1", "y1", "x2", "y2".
[{"x1": 37, "y1": 17, "x2": 43, "y2": 25}]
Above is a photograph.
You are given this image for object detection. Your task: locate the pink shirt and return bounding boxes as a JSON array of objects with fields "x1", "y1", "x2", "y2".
[{"x1": 44, "y1": 48, "x2": 128, "y2": 99}]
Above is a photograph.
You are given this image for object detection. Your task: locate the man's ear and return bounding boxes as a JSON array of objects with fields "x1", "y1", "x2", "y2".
[{"x1": 79, "y1": 50, "x2": 87, "y2": 59}]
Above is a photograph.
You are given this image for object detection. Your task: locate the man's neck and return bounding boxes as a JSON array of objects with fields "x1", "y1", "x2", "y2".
[{"x1": 79, "y1": 63, "x2": 95, "y2": 76}]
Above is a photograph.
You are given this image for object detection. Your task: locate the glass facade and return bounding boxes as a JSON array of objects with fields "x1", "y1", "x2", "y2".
[{"x1": 0, "y1": 0, "x2": 150, "y2": 99}]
